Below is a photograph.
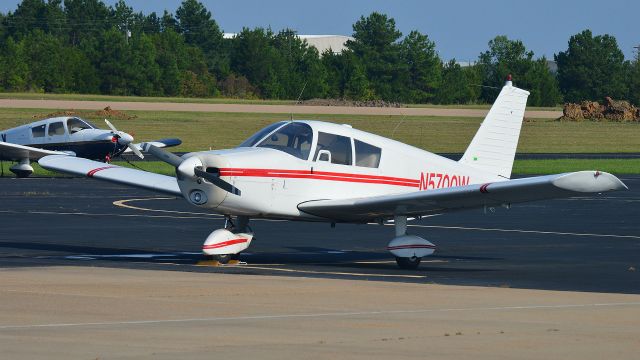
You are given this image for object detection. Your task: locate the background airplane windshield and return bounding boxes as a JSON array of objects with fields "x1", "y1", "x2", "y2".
[{"x1": 67, "y1": 118, "x2": 95, "y2": 133}]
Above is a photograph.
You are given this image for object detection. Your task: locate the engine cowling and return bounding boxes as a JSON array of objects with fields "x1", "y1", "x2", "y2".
[
  {"x1": 387, "y1": 235, "x2": 436, "y2": 258},
  {"x1": 202, "y1": 229, "x2": 253, "y2": 255},
  {"x1": 177, "y1": 154, "x2": 229, "y2": 209}
]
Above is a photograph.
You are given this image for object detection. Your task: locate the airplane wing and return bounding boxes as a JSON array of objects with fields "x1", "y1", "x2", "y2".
[
  {"x1": 38, "y1": 155, "x2": 182, "y2": 197},
  {"x1": 0, "y1": 142, "x2": 69, "y2": 161},
  {"x1": 298, "y1": 171, "x2": 627, "y2": 222},
  {"x1": 123, "y1": 138, "x2": 182, "y2": 153}
]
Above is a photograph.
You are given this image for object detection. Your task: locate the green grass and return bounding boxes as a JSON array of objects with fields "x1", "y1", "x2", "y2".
[
  {"x1": 1, "y1": 108, "x2": 637, "y2": 153},
  {"x1": 512, "y1": 159, "x2": 640, "y2": 175},
  {"x1": 3, "y1": 159, "x2": 639, "y2": 178},
  {"x1": 1, "y1": 107, "x2": 639, "y2": 177}
]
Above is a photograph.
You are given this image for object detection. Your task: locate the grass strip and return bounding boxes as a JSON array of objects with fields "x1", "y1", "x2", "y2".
[{"x1": 0, "y1": 108, "x2": 639, "y2": 153}]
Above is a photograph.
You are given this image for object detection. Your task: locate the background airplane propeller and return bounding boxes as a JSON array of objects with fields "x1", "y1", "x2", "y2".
[{"x1": 104, "y1": 119, "x2": 144, "y2": 159}]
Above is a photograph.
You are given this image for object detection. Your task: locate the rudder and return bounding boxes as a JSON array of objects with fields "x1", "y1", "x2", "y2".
[{"x1": 459, "y1": 78, "x2": 530, "y2": 179}]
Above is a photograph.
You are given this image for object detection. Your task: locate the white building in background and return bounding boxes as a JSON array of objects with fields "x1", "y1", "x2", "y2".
[
  {"x1": 223, "y1": 33, "x2": 352, "y2": 54},
  {"x1": 298, "y1": 35, "x2": 353, "y2": 54}
]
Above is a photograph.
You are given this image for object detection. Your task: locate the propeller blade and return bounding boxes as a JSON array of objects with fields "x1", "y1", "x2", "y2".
[
  {"x1": 194, "y1": 166, "x2": 241, "y2": 196},
  {"x1": 128, "y1": 144, "x2": 144, "y2": 159},
  {"x1": 104, "y1": 119, "x2": 118, "y2": 133},
  {"x1": 142, "y1": 143, "x2": 183, "y2": 167},
  {"x1": 140, "y1": 143, "x2": 240, "y2": 196}
]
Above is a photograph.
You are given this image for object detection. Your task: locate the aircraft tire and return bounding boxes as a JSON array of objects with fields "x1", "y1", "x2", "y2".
[
  {"x1": 211, "y1": 253, "x2": 239, "y2": 264},
  {"x1": 395, "y1": 256, "x2": 421, "y2": 270}
]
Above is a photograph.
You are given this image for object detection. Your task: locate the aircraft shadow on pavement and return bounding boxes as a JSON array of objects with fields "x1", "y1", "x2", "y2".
[{"x1": 0, "y1": 241, "x2": 501, "y2": 275}]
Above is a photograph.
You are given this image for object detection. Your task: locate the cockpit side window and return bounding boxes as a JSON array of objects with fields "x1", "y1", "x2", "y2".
[
  {"x1": 48, "y1": 121, "x2": 65, "y2": 136},
  {"x1": 31, "y1": 124, "x2": 46, "y2": 138},
  {"x1": 314, "y1": 132, "x2": 353, "y2": 165},
  {"x1": 67, "y1": 117, "x2": 93, "y2": 134},
  {"x1": 257, "y1": 122, "x2": 314, "y2": 160},
  {"x1": 238, "y1": 121, "x2": 287, "y2": 148},
  {"x1": 354, "y1": 139, "x2": 381, "y2": 168}
]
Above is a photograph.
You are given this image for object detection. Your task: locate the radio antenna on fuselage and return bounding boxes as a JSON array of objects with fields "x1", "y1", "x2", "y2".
[
  {"x1": 391, "y1": 111, "x2": 407, "y2": 139},
  {"x1": 291, "y1": 80, "x2": 308, "y2": 121}
]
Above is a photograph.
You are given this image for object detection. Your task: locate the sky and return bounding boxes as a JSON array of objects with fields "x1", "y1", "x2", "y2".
[{"x1": 1, "y1": 0, "x2": 638, "y2": 61}]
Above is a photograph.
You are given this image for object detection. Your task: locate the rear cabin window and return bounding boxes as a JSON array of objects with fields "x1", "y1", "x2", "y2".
[
  {"x1": 354, "y1": 140, "x2": 382, "y2": 168},
  {"x1": 314, "y1": 132, "x2": 353, "y2": 165},
  {"x1": 31, "y1": 124, "x2": 46, "y2": 138},
  {"x1": 48, "y1": 122, "x2": 65, "y2": 136}
]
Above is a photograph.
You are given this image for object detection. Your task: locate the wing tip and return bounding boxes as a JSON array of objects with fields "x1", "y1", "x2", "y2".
[{"x1": 553, "y1": 171, "x2": 628, "y2": 193}]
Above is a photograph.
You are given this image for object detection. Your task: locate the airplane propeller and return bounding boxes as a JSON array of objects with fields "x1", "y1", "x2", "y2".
[
  {"x1": 141, "y1": 143, "x2": 241, "y2": 196},
  {"x1": 104, "y1": 119, "x2": 145, "y2": 159}
]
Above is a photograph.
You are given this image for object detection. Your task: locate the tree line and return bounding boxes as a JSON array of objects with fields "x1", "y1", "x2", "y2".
[{"x1": 0, "y1": 0, "x2": 638, "y2": 106}]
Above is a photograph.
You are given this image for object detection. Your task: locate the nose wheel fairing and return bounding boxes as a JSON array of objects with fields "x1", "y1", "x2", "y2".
[
  {"x1": 202, "y1": 229, "x2": 253, "y2": 256},
  {"x1": 201, "y1": 216, "x2": 253, "y2": 264}
]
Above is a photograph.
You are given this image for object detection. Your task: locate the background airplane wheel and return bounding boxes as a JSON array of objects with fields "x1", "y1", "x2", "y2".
[{"x1": 395, "y1": 256, "x2": 421, "y2": 270}]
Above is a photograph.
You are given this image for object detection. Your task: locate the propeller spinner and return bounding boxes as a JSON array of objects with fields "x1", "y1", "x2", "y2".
[
  {"x1": 142, "y1": 143, "x2": 241, "y2": 196},
  {"x1": 104, "y1": 119, "x2": 144, "y2": 159}
]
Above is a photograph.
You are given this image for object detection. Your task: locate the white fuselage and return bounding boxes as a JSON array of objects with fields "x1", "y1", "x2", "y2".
[{"x1": 179, "y1": 120, "x2": 503, "y2": 221}]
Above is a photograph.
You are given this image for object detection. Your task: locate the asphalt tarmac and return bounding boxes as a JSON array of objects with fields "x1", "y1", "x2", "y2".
[{"x1": 1, "y1": 176, "x2": 638, "y2": 294}]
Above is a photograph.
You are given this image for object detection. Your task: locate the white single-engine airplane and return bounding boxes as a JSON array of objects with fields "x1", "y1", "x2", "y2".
[
  {"x1": 39, "y1": 79, "x2": 628, "y2": 269},
  {"x1": 0, "y1": 116, "x2": 181, "y2": 177}
]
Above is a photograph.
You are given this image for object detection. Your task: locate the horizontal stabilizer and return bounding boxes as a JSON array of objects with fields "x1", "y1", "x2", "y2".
[{"x1": 124, "y1": 138, "x2": 182, "y2": 153}]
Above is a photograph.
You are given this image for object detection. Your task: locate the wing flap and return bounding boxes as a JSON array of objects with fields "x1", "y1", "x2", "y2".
[
  {"x1": 39, "y1": 155, "x2": 182, "y2": 197},
  {"x1": 0, "y1": 142, "x2": 68, "y2": 161},
  {"x1": 298, "y1": 171, "x2": 627, "y2": 222}
]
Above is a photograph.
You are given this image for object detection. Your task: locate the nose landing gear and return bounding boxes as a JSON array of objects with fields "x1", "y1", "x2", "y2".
[{"x1": 202, "y1": 216, "x2": 253, "y2": 265}]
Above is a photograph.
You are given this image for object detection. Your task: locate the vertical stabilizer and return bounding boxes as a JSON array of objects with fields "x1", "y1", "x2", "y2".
[{"x1": 459, "y1": 77, "x2": 530, "y2": 179}]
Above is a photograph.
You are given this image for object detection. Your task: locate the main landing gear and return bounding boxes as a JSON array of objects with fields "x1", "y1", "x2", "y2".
[
  {"x1": 10, "y1": 158, "x2": 34, "y2": 178},
  {"x1": 200, "y1": 215, "x2": 434, "y2": 269},
  {"x1": 387, "y1": 215, "x2": 436, "y2": 270},
  {"x1": 202, "y1": 216, "x2": 253, "y2": 264}
]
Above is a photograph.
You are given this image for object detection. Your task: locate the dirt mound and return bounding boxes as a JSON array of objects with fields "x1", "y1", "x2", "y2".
[
  {"x1": 93, "y1": 106, "x2": 137, "y2": 120},
  {"x1": 561, "y1": 98, "x2": 639, "y2": 121},
  {"x1": 32, "y1": 110, "x2": 78, "y2": 119},
  {"x1": 301, "y1": 98, "x2": 403, "y2": 108},
  {"x1": 31, "y1": 107, "x2": 137, "y2": 121},
  {"x1": 603, "y1": 97, "x2": 637, "y2": 121}
]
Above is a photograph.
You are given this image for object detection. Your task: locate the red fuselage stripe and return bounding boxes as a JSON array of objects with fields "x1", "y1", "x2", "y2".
[
  {"x1": 218, "y1": 168, "x2": 420, "y2": 188},
  {"x1": 202, "y1": 238, "x2": 248, "y2": 249}
]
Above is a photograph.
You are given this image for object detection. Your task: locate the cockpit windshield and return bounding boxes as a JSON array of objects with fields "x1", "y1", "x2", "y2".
[
  {"x1": 67, "y1": 117, "x2": 95, "y2": 134},
  {"x1": 237, "y1": 121, "x2": 287, "y2": 148},
  {"x1": 256, "y1": 122, "x2": 314, "y2": 160}
]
